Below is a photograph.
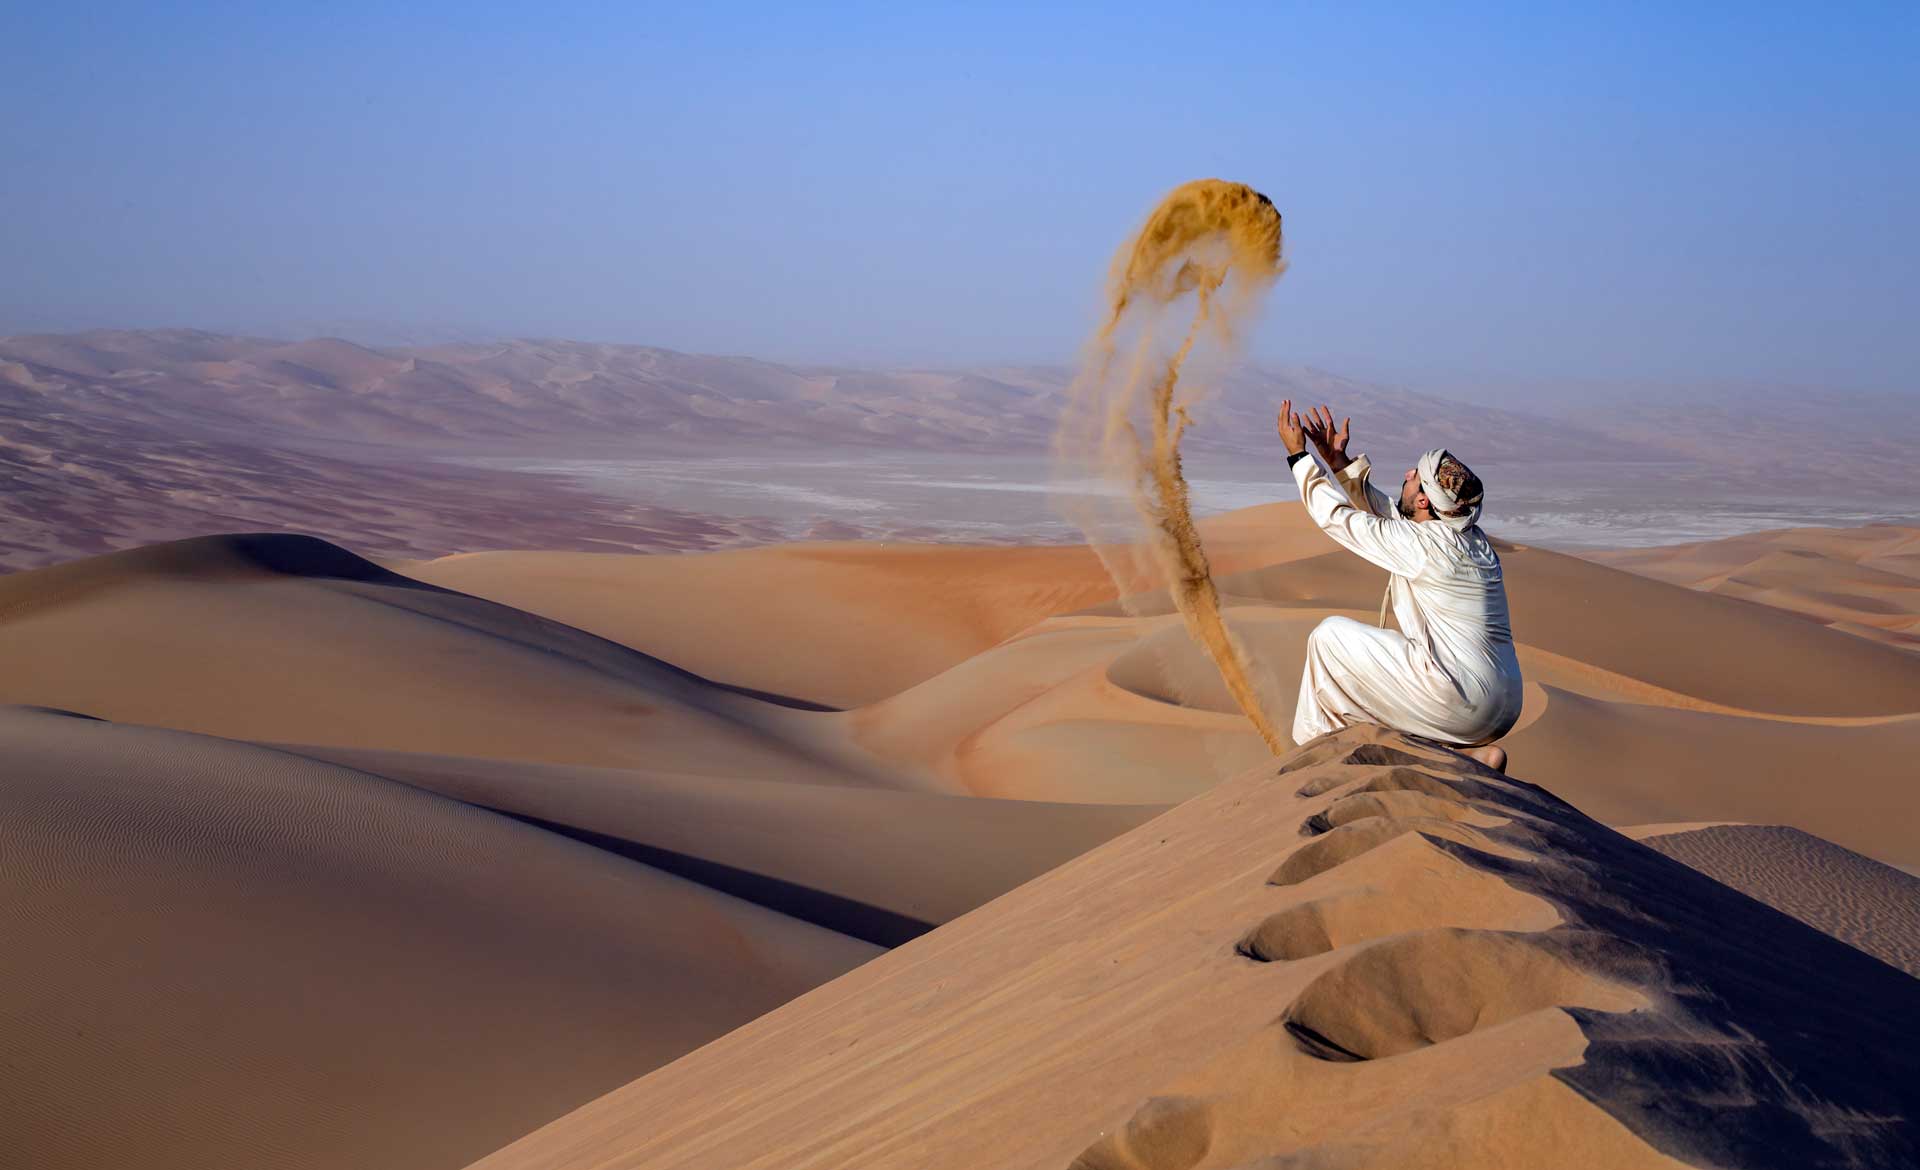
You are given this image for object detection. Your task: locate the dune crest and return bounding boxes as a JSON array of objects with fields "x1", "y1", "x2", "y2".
[
  {"x1": 1593, "y1": 524, "x2": 1920, "y2": 653},
  {"x1": 465, "y1": 726, "x2": 1920, "y2": 1170},
  {"x1": 5, "y1": 522, "x2": 1919, "y2": 1168}
]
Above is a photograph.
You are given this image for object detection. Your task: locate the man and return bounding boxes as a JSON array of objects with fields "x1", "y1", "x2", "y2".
[{"x1": 1276, "y1": 399, "x2": 1522, "y2": 772}]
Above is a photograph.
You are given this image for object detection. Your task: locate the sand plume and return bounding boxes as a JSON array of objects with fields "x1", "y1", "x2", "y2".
[{"x1": 1055, "y1": 179, "x2": 1290, "y2": 753}]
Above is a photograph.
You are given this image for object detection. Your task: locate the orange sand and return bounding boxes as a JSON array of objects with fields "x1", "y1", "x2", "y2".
[
  {"x1": 1058, "y1": 179, "x2": 1291, "y2": 751},
  {"x1": 3, "y1": 509, "x2": 1917, "y2": 1168}
]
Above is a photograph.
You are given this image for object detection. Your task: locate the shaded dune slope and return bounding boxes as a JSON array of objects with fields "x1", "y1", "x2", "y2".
[
  {"x1": 0, "y1": 705, "x2": 878, "y2": 1170},
  {"x1": 1499, "y1": 686, "x2": 1920, "y2": 867},
  {"x1": 469, "y1": 727, "x2": 1920, "y2": 1170},
  {"x1": 0, "y1": 538, "x2": 1170, "y2": 1164},
  {"x1": 1636, "y1": 823, "x2": 1920, "y2": 978},
  {"x1": 280, "y1": 742, "x2": 1162, "y2": 946}
]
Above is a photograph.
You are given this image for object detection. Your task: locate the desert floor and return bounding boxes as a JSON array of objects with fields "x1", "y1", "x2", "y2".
[{"x1": 2, "y1": 510, "x2": 1915, "y2": 1169}]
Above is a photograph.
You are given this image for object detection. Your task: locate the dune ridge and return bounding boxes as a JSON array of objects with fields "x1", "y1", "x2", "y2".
[
  {"x1": 6, "y1": 512, "x2": 1917, "y2": 863},
  {"x1": 396, "y1": 505, "x2": 1327, "y2": 708},
  {"x1": 466, "y1": 727, "x2": 1920, "y2": 1170},
  {"x1": 3, "y1": 513, "x2": 1918, "y2": 1168},
  {"x1": 1594, "y1": 524, "x2": 1920, "y2": 652},
  {"x1": 0, "y1": 532, "x2": 897, "y2": 780}
]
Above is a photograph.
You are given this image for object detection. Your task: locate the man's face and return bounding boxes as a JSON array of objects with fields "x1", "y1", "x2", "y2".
[{"x1": 1398, "y1": 467, "x2": 1422, "y2": 519}]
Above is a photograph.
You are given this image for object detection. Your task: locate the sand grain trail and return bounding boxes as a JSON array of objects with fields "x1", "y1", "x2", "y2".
[{"x1": 1056, "y1": 179, "x2": 1290, "y2": 752}]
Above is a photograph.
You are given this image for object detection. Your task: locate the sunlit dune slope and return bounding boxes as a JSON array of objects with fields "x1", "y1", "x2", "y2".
[
  {"x1": 818, "y1": 509, "x2": 1920, "y2": 865},
  {"x1": 466, "y1": 727, "x2": 1920, "y2": 1170},
  {"x1": 399, "y1": 506, "x2": 1327, "y2": 708},
  {"x1": 1498, "y1": 686, "x2": 1920, "y2": 867},
  {"x1": 5, "y1": 510, "x2": 1919, "y2": 1170},
  {"x1": 401, "y1": 543, "x2": 1123, "y2": 710},
  {"x1": 1097, "y1": 525, "x2": 1920, "y2": 717},
  {"x1": 9, "y1": 513, "x2": 1916, "y2": 869},
  {"x1": 861, "y1": 598, "x2": 1920, "y2": 866},
  {"x1": 1593, "y1": 524, "x2": 1920, "y2": 652},
  {"x1": 0, "y1": 533, "x2": 886, "y2": 780}
]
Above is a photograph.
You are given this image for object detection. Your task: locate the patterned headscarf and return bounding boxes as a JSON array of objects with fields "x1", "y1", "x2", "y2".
[{"x1": 1417, "y1": 448, "x2": 1484, "y2": 531}]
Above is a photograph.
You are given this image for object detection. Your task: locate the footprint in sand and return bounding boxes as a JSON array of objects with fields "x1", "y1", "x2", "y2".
[
  {"x1": 1281, "y1": 928, "x2": 1643, "y2": 1063},
  {"x1": 1068, "y1": 1096, "x2": 1215, "y2": 1170}
]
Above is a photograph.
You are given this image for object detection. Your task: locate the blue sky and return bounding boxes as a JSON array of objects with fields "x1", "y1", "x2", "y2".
[{"x1": 4, "y1": 2, "x2": 1915, "y2": 394}]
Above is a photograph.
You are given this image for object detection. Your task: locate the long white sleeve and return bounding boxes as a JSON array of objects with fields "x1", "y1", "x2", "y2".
[
  {"x1": 1335, "y1": 453, "x2": 1396, "y2": 518},
  {"x1": 1292, "y1": 453, "x2": 1434, "y2": 579}
]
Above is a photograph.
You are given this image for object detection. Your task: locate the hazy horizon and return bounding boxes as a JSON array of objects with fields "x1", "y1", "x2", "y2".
[
  {"x1": 6, "y1": 3, "x2": 1916, "y2": 401},
  {"x1": 10, "y1": 322, "x2": 1914, "y2": 417}
]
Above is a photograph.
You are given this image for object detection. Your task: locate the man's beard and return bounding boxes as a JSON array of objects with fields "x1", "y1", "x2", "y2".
[{"x1": 1396, "y1": 494, "x2": 1416, "y2": 519}]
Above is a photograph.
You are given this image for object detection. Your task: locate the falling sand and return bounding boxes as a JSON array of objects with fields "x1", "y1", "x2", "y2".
[{"x1": 1056, "y1": 179, "x2": 1290, "y2": 752}]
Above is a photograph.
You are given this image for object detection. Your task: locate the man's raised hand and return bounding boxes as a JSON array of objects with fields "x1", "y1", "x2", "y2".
[
  {"x1": 1303, "y1": 404, "x2": 1353, "y2": 473},
  {"x1": 1277, "y1": 399, "x2": 1307, "y2": 456}
]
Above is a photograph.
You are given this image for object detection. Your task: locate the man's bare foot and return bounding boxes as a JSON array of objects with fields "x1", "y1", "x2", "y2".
[{"x1": 1463, "y1": 744, "x2": 1507, "y2": 773}]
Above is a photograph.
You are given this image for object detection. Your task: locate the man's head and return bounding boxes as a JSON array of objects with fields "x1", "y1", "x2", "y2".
[{"x1": 1398, "y1": 451, "x2": 1483, "y2": 525}]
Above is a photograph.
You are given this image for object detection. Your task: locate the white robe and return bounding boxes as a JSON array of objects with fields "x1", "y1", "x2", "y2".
[{"x1": 1288, "y1": 451, "x2": 1524, "y2": 747}]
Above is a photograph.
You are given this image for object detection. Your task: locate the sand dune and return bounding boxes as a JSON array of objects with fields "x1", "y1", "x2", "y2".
[
  {"x1": 1633, "y1": 822, "x2": 1920, "y2": 978},
  {"x1": 0, "y1": 705, "x2": 876, "y2": 1170},
  {"x1": 824, "y1": 512, "x2": 1920, "y2": 866},
  {"x1": 5, "y1": 508, "x2": 1919, "y2": 1168},
  {"x1": 468, "y1": 728, "x2": 1920, "y2": 1170},
  {"x1": 1103, "y1": 527, "x2": 1920, "y2": 716},
  {"x1": 275, "y1": 741, "x2": 1161, "y2": 945},
  {"x1": 1500, "y1": 686, "x2": 1920, "y2": 867},
  {"x1": 400, "y1": 509, "x2": 1325, "y2": 708},
  {"x1": 0, "y1": 532, "x2": 886, "y2": 780},
  {"x1": 1594, "y1": 524, "x2": 1920, "y2": 652},
  {"x1": 401, "y1": 543, "x2": 1127, "y2": 709},
  {"x1": 10, "y1": 512, "x2": 1914, "y2": 861}
]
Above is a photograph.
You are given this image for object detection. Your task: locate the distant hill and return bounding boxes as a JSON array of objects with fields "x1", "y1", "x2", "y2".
[
  {"x1": 2, "y1": 328, "x2": 1627, "y2": 460},
  {"x1": 2, "y1": 329, "x2": 1911, "y2": 570}
]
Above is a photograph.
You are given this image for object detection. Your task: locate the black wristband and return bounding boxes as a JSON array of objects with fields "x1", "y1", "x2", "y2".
[{"x1": 1287, "y1": 449, "x2": 1311, "y2": 467}]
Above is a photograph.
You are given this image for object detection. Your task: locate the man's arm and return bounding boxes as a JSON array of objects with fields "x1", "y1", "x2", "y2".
[
  {"x1": 1280, "y1": 402, "x2": 1431, "y2": 577},
  {"x1": 1336, "y1": 455, "x2": 1395, "y2": 517},
  {"x1": 1301, "y1": 405, "x2": 1354, "y2": 474},
  {"x1": 1302, "y1": 404, "x2": 1390, "y2": 516}
]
